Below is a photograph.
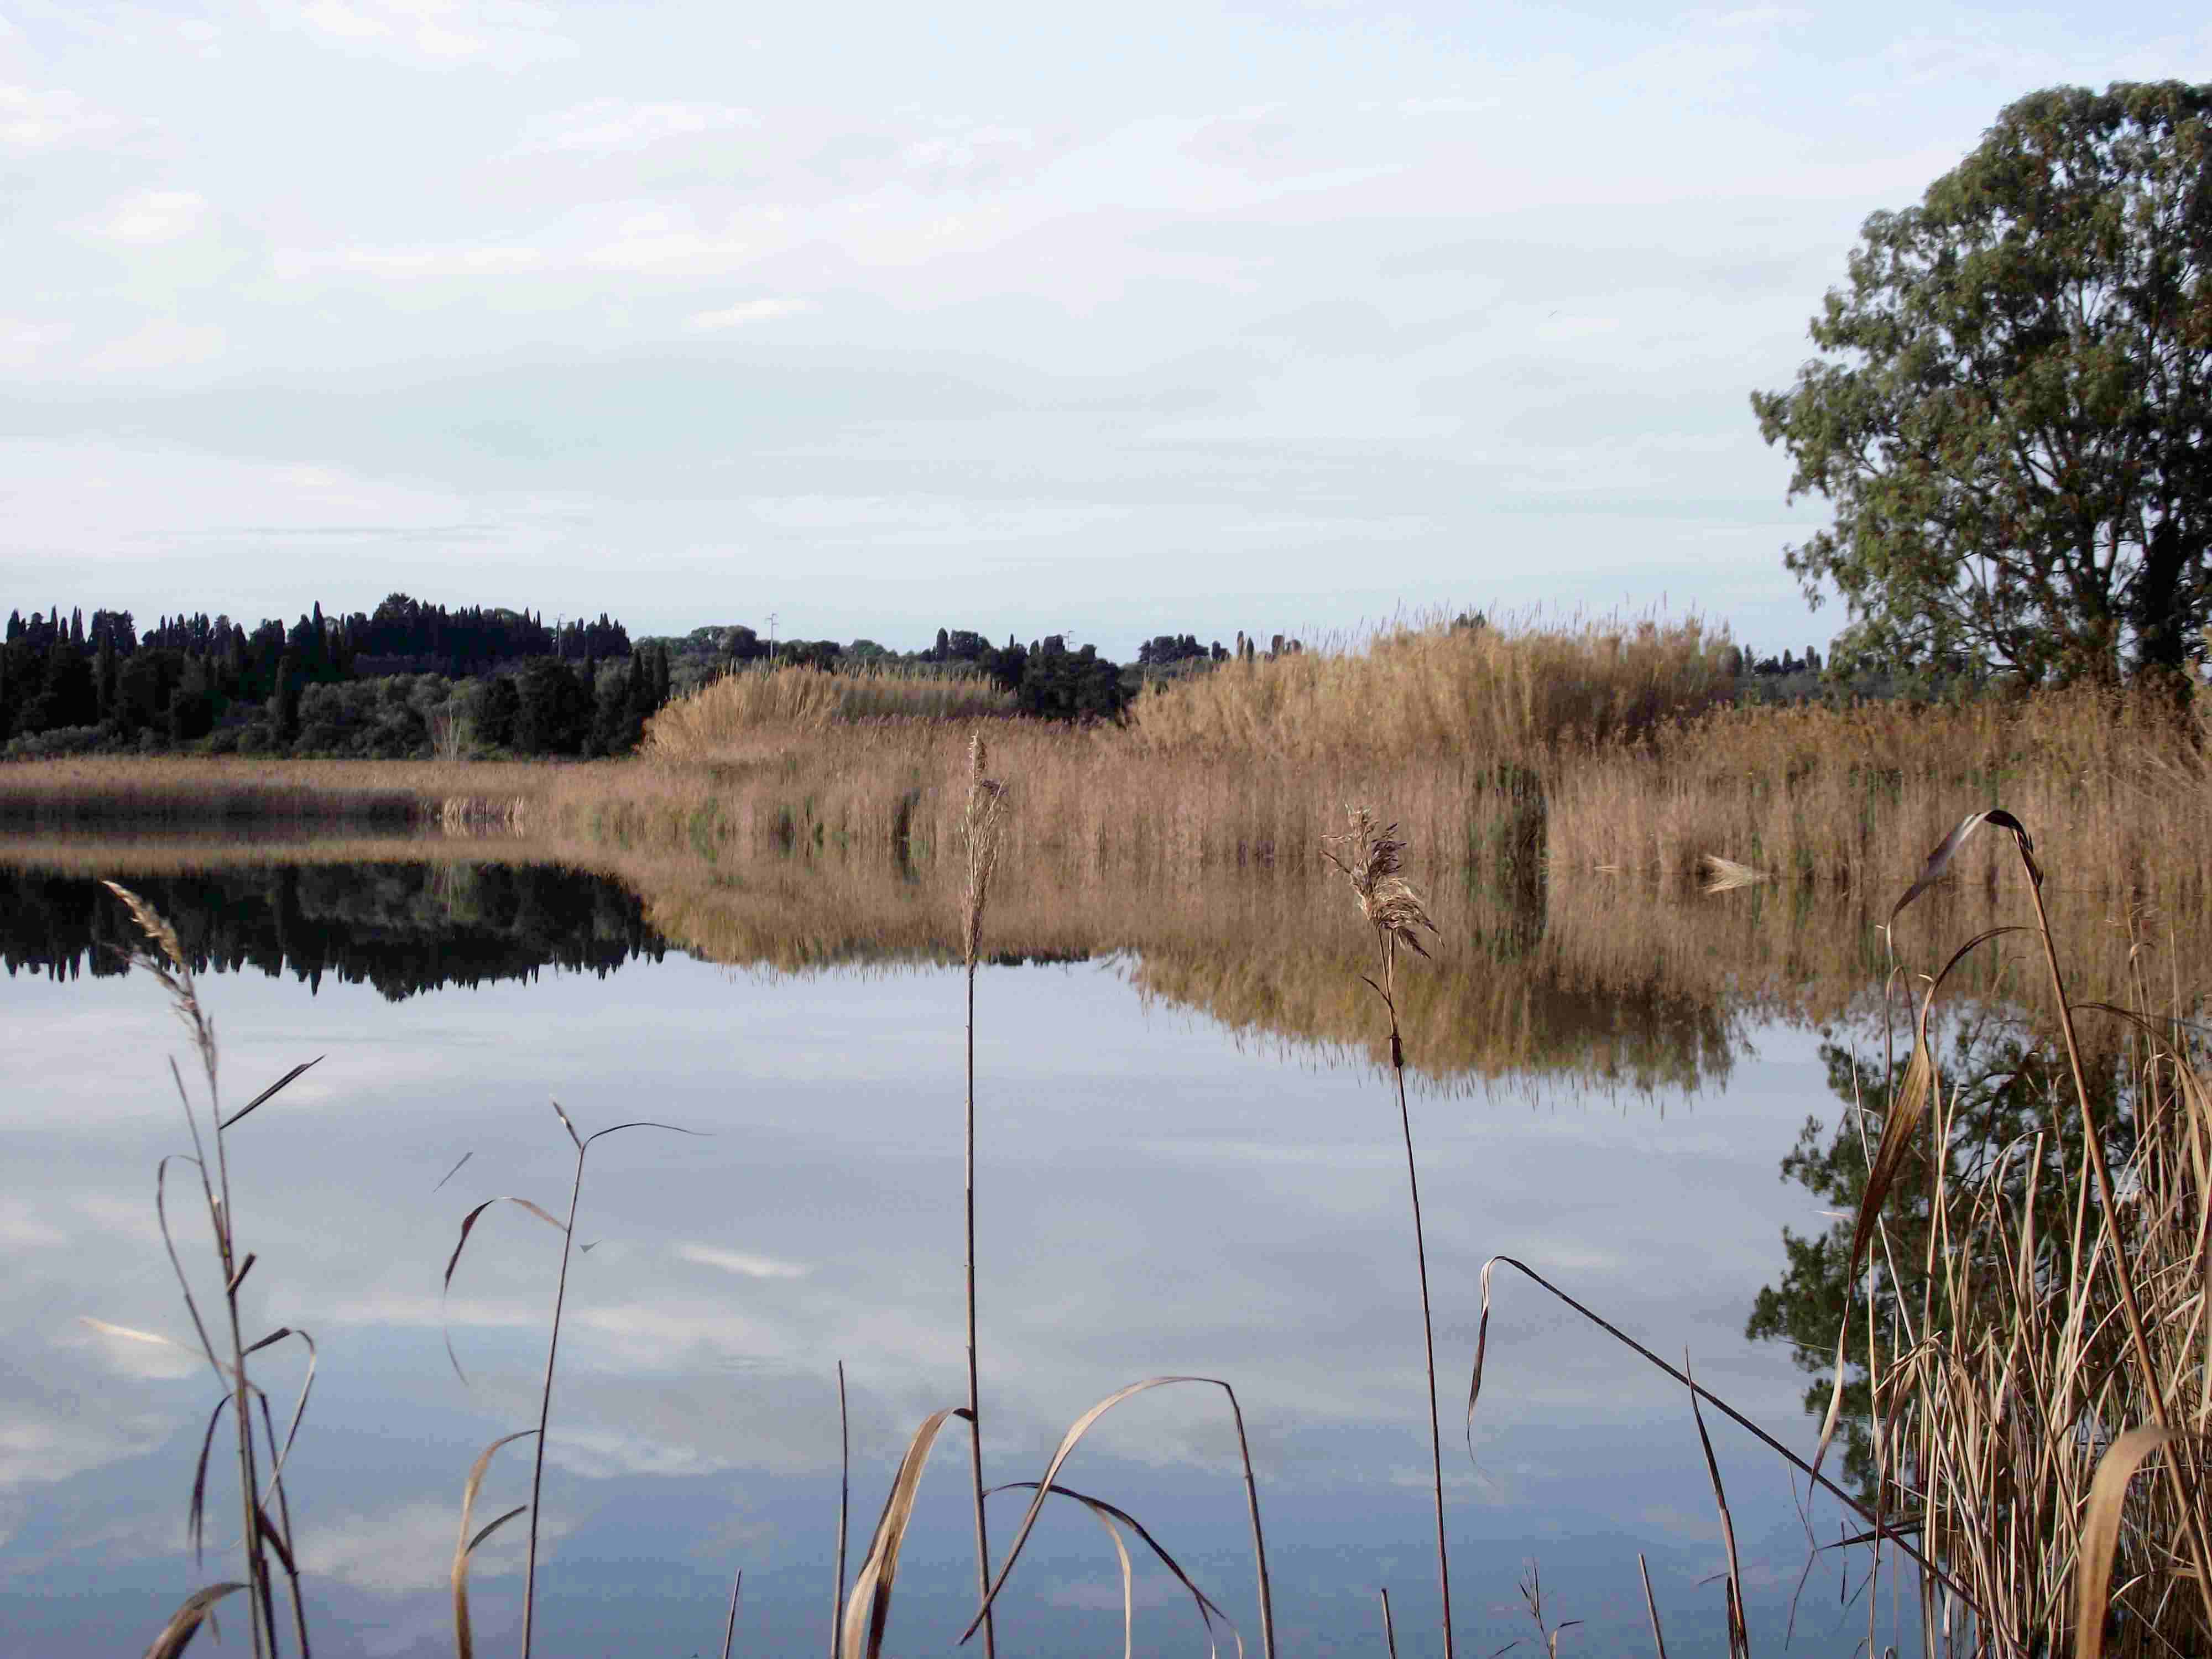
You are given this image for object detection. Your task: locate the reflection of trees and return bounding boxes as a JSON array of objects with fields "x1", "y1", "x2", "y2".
[
  {"x1": 1744, "y1": 1007, "x2": 2132, "y2": 1500},
  {"x1": 0, "y1": 864, "x2": 664, "y2": 1000}
]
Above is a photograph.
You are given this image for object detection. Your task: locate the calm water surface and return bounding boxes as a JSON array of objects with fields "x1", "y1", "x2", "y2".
[{"x1": 0, "y1": 848, "x2": 1916, "y2": 1657}]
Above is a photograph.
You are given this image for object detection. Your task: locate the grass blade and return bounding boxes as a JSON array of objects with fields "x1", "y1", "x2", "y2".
[
  {"x1": 840, "y1": 1405, "x2": 969, "y2": 1659},
  {"x1": 218, "y1": 1058, "x2": 322, "y2": 1131},
  {"x1": 440, "y1": 1196, "x2": 566, "y2": 1384},
  {"x1": 1686, "y1": 1357, "x2": 1747, "y2": 1658},
  {"x1": 452, "y1": 1428, "x2": 536, "y2": 1659},
  {"x1": 959, "y1": 1375, "x2": 1274, "y2": 1657},
  {"x1": 2075, "y1": 1427, "x2": 2180, "y2": 1659},
  {"x1": 140, "y1": 1582, "x2": 247, "y2": 1659},
  {"x1": 1464, "y1": 1255, "x2": 1973, "y2": 1608},
  {"x1": 992, "y1": 1480, "x2": 1241, "y2": 1659}
]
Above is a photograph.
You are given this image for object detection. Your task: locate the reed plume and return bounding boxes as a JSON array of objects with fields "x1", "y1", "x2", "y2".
[
  {"x1": 1321, "y1": 808, "x2": 1451, "y2": 1658},
  {"x1": 959, "y1": 731, "x2": 1009, "y2": 1657},
  {"x1": 105, "y1": 881, "x2": 320, "y2": 1659}
]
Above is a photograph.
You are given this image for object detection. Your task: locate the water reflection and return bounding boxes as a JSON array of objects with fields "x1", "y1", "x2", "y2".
[
  {"x1": 0, "y1": 862, "x2": 664, "y2": 999},
  {"x1": 0, "y1": 833, "x2": 2184, "y2": 1657}
]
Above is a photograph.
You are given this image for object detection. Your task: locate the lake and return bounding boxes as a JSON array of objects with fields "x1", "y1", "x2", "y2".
[{"x1": 0, "y1": 836, "x2": 2073, "y2": 1657}]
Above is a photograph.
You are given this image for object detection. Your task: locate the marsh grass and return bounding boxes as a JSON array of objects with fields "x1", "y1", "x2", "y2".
[
  {"x1": 101, "y1": 882, "x2": 322, "y2": 1659},
  {"x1": 439, "y1": 1105, "x2": 702, "y2": 1659},
  {"x1": 1548, "y1": 684, "x2": 2212, "y2": 900},
  {"x1": 1466, "y1": 810, "x2": 2212, "y2": 1658}
]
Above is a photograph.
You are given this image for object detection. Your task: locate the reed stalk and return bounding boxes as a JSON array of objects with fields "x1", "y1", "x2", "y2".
[
  {"x1": 1321, "y1": 809, "x2": 1451, "y2": 1659},
  {"x1": 959, "y1": 732, "x2": 1009, "y2": 1658},
  {"x1": 106, "y1": 883, "x2": 320, "y2": 1659}
]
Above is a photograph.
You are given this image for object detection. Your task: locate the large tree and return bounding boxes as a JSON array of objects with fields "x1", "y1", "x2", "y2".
[{"x1": 1754, "y1": 82, "x2": 2212, "y2": 684}]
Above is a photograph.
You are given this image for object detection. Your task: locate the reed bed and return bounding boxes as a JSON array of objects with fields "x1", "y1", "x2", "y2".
[
  {"x1": 1813, "y1": 813, "x2": 2212, "y2": 1656},
  {"x1": 1547, "y1": 684, "x2": 2212, "y2": 899},
  {"x1": 1125, "y1": 613, "x2": 1735, "y2": 763},
  {"x1": 643, "y1": 663, "x2": 1016, "y2": 752},
  {"x1": 14, "y1": 619, "x2": 2212, "y2": 910}
]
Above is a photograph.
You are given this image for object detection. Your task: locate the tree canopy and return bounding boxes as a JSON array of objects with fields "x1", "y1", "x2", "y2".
[{"x1": 1754, "y1": 82, "x2": 2212, "y2": 685}]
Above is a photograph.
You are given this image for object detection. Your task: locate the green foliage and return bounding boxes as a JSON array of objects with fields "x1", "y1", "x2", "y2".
[{"x1": 1754, "y1": 82, "x2": 2212, "y2": 685}]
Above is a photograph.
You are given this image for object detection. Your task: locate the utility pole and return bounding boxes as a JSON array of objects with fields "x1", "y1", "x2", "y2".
[{"x1": 768, "y1": 611, "x2": 779, "y2": 666}]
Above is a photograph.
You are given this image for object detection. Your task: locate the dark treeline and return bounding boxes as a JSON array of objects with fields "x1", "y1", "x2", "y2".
[
  {"x1": 2, "y1": 593, "x2": 671, "y2": 760},
  {"x1": 0, "y1": 863, "x2": 667, "y2": 1000},
  {"x1": 3, "y1": 593, "x2": 1327, "y2": 759}
]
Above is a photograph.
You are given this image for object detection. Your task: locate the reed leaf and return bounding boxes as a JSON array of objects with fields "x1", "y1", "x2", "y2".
[
  {"x1": 991, "y1": 1480, "x2": 1243, "y2": 1659},
  {"x1": 959, "y1": 1375, "x2": 1275, "y2": 1658},
  {"x1": 2075, "y1": 1428, "x2": 2182, "y2": 1659},
  {"x1": 452, "y1": 1428, "x2": 536, "y2": 1659},
  {"x1": 141, "y1": 1582, "x2": 247, "y2": 1659},
  {"x1": 218, "y1": 1058, "x2": 322, "y2": 1131},
  {"x1": 839, "y1": 1405, "x2": 969, "y2": 1659}
]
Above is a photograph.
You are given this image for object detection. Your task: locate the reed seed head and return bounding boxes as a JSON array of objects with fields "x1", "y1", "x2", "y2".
[
  {"x1": 961, "y1": 732, "x2": 1010, "y2": 966},
  {"x1": 1322, "y1": 806, "x2": 1438, "y2": 960}
]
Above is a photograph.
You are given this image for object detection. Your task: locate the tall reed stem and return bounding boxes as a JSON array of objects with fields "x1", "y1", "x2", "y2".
[
  {"x1": 519, "y1": 1145, "x2": 588, "y2": 1659},
  {"x1": 963, "y1": 951, "x2": 997, "y2": 1659},
  {"x1": 1381, "y1": 937, "x2": 1454, "y2": 1659},
  {"x1": 958, "y1": 735, "x2": 1006, "y2": 1659}
]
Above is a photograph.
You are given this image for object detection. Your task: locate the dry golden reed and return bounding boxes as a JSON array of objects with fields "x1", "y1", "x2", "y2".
[
  {"x1": 1546, "y1": 682, "x2": 2212, "y2": 899},
  {"x1": 643, "y1": 662, "x2": 1016, "y2": 754}
]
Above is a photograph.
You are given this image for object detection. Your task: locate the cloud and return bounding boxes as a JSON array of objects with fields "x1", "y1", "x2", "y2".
[
  {"x1": 86, "y1": 190, "x2": 208, "y2": 245},
  {"x1": 0, "y1": 84, "x2": 117, "y2": 151},
  {"x1": 514, "y1": 98, "x2": 757, "y2": 155},
  {"x1": 676, "y1": 1243, "x2": 810, "y2": 1279},
  {"x1": 685, "y1": 299, "x2": 816, "y2": 331},
  {"x1": 82, "y1": 318, "x2": 224, "y2": 373},
  {"x1": 272, "y1": 0, "x2": 576, "y2": 69},
  {"x1": 272, "y1": 243, "x2": 547, "y2": 280}
]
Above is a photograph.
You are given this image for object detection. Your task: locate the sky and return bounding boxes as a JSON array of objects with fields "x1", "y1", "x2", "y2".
[{"x1": 3, "y1": 1, "x2": 2208, "y2": 659}]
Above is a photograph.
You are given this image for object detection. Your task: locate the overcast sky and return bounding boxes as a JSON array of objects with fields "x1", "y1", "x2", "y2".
[{"x1": 4, "y1": 2, "x2": 2206, "y2": 657}]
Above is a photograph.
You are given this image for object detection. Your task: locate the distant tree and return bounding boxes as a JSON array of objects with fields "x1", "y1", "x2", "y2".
[
  {"x1": 1754, "y1": 82, "x2": 2212, "y2": 685},
  {"x1": 476, "y1": 675, "x2": 521, "y2": 750}
]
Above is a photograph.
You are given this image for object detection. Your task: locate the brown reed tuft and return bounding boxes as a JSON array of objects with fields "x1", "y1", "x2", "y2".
[{"x1": 1322, "y1": 807, "x2": 1439, "y2": 963}]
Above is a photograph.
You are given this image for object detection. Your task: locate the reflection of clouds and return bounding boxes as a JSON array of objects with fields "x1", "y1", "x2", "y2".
[
  {"x1": 70, "y1": 1318, "x2": 201, "y2": 1382},
  {"x1": 0, "y1": 947, "x2": 1827, "y2": 1642},
  {"x1": 0, "y1": 1200, "x2": 63, "y2": 1249},
  {"x1": 0, "y1": 1399, "x2": 170, "y2": 1490},
  {"x1": 677, "y1": 1243, "x2": 810, "y2": 1280},
  {"x1": 302, "y1": 1499, "x2": 567, "y2": 1593}
]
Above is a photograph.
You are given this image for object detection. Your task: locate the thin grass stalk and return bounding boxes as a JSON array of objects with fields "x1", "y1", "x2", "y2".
[
  {"x1": 721, "y1": 1568, "x2": 743, "y2": 1659},
  {"x1": 1379, "y1": 1587, "x2": 1397, "y2": 1658},
  {"x1": 831, "y1": 1360, "x2": 848, "y2": 1659},
  {"x1": 959, "y1": 734, "x2": 1006, "y2": 1659},
  {"x1": 1385, "y1": 936, "x2": 1454, "y2": 1659},
  {"x1": 518, "y1": 1137, "x2": 588, "y2": 1659},
  {"x1": 1321, "y1": 808, "x2": 1449, "y2": 1659}
]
